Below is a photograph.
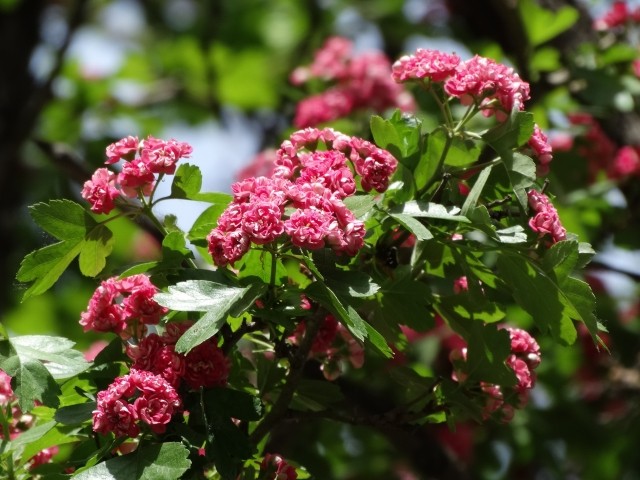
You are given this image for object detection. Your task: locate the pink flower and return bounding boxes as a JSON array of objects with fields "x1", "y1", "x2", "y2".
[
  {"x1": 105, "y1": 136, "x2": 139, "y2": 164},
  {"x1": 391, "y1": 49, "x2": 461, "y2": 83},
  {"x1": 284, "y1": 208, "x2": 333, "y2": 249},
  {"x1": 293, "y1": 89, "x2": 355, "y2": 128},
  {"x1": 0, "y1": 370, "x2": 14, "y2": 405},
  {"x1": 528, "y1": 124, "x2": 553, "y2": 176},
  {"x1": 127, "y1": 334, "x2": 185, "y2": 388},
  {"x1": 241, "y1": 201, "x2": 285, "y2": 245},
  {"x1": 183, "y1": 340, "x2": 230, "y2": 390},
  {"x1": 81, "y1": 168, "x2": 120, "y2": 214},
  {"x1": 79, "y1": 275, "x2": 166, "y2": 336},
  {"x1": 444, "y1": 55, "x2": 530, "y2": 120},
  {"x1": 92, "y1": 370, "x2": 181, "y2": 438},
  {"x1": 260, "y1": 453, "x2": 297, "y2": 480},
  {"x1": 236, "y1": 149, "x2": 278, "y2": 181},
  {"x1": 527, "y1": 190, "x2": 566, "y2": 243},
  {"x1": 610, "y1": 145, "x2": 640, "y2": 179},
  {"x1": 207, "y1": 228, "x2": 251, "y2": 267},
  {"x1": 118, "y1": 158, "x2": 155, "y2": 197},
  {"x1": 140, "y1": 136, "x2": 192, "y2": 175},
  {"x1": 28, "y1": 446, "x2": 59, "y2": 470},
  {"x1": 593, "y1": 1, "x2": 630, "y2": 30},
  {"x1": 453, "y1": 276, "x2": 469, "y2": 294}
]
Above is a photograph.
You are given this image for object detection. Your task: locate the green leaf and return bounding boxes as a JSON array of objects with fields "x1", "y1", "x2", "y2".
[
  {"x1": 519, "y1": 0, "x2": 579, "y2": 46},
  {"x1": 560, "y1": 277, "x2": 599, "y2": 340},
  {"x1": 54, "y1": 401, "x2": 96, "y2": 425},
  {"x1": 497, "y1": 255, "x2": 577, "y2": 345},
  {"x1": 291, "y1": 379, "x2": 345, "y2": 411},
  {"x1": 188, "y1": 202, "x2": 231, "y2": 246},
  {"x1": 542, "y1": 240, "x2": 579, "y2": 284},
  {"x1": 495, "y1": 225, "x2": 528, "y2": 244},
  {"x1": 483, "y1": 111, "x2": 534, "y2": 154},
  {"x1": 9, "y1": 335, "x2": 90, "y2": 379},
  {"x1": 72, "y1": 442, "x2": 191, "y2": 480},
  {"x1": 370, "y1": 110, "x2": 422, "y2": 163},
  {"x1": 0, "y1": 352, "x2": 60, "y2": 411},
  {"x1": 389, "y1": 213, "x2": 434, "y2": 241},
  {"x1": 16, "y1": 200, "x2": 114, "y2": 300},
  {"x1": 415, "y1": 127, "x2": 447, "y2": 191},
  {"x1": 389, "y1": 201, "x2": 469, "y2": 222},
  {"x1": 461, "y1": 165, "x2": 493, "y2": 216},
  {"x1": 322, "y1": 270, "x2": 380, "y2": 298},
  {"x1": 202, "y1": 388, "x2": 264, "y2": 421},
  {"x1": 171, "y1": 163, "x2": 203, "y2": 199},
  {"x1": 379, "y1": 272, "x2": 434, "y2": 333},
  {"x1": 466, "y1": 323, "x2": 516, "y2": 386},
  {"x1": 155, "y1": 280, "x2": 252, "y2": 353},
  {"x1": 502, "y1": 152, "x2": 536, "y2": 210},
  {"x1": 305, "y1": 281, "x2": 392, "y2": 358},
  {"x1": 370, "y1": 115, "x2": 402, "y2": 158},
  {"x1": 161, "y1": 231, "x2": 193, "y2": 265},
  {"x1": 343, "y1": 194, "x2": 379, "y2": 220}
]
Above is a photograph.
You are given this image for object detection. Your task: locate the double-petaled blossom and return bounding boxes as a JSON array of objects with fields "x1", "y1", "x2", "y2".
[
  {"x1": 208, "y1": 128, "x2": 396, "y2": 266},
  {"x1": 81, "y1": 168, "x2": 121, "y2": 214},
  {"x1": 444, "y1": 55, "x2": 530, "y2": 121},
  {"x1": 527, "y1": 190, "x2": 567, "y2": 244},
  {"x1": 81, "y1": 135, "x2": 192, "y2": 212},
  {"x1": 127, "y1": 325, "x2": 230, "y2": 391},
  {"x1": 291, "y1": 36, "x2": 414, "y2": 128},
  {"x1": 259, "y1": 453, "x2": 298, "y2": 480},
  {"x1": 527, "y1": 124, "x2": 553, "y2": 176},
  {"x1": 391, "y1": 49, "x2": 461, "y2": 83},
  {"x1": 449, "y1": 326, "x2": 541, "y2": 421},
  {"x1": 80, "y1": 274, "x2": 167, "y2": 337},
  {"x1": 92, "y1": 369, "x2": 182, "y2": 438}
]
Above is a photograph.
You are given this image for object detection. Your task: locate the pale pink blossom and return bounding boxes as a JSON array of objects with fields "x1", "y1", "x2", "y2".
[
  {"x1": 105, "y1": 135, "x2": 139, "y2": 164},
  {"x1": 391, "y1": 49, "x2": 461, "y2": 83},
  {"x1": 81, "y1": 168, "x2": 120, "y2": 214},
  {"x1": 444, "y1": 55, "x2": 530, "y2": 120}
]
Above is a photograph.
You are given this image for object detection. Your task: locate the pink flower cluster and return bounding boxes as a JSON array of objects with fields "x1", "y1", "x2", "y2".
[
  {"x1": 393, "y1": 50, "x2": 530, "y2": 121},
  {"x1": 259, "y1": 453, "x2": 297, "y2": 480},
  {"x1": 0, "y1": 370, "x2": 59, "y2": 470},
  {"x1": 527, "y1": 190, "x2": 567, "y2": 244},
  {"x1": 126, "y1": 322, "x2": 230, "y2": 391},
  {"x1": 208, "y1": 128, "x2": 398, "y2": 267},
  {"x1": 527, "y1": 124, "x2": 553, "y2": 176},
  {"x1": 290, "y1": 36, "x2": 414, "y2": 128},
  {"x1": 79, "y1": 274, "x2": 168, "y2": 339},
  {"x1": 93, "y1": 369, "x2": 182, "y2": 438},
  {"x1": 449, "y1": 327, "x2": 541, "y2": 422},
  {"x1": 288, "y1": 314, "x2": 364, "y2": 381},
  {"x1": 593, "y1": 1, "x2": 640, "y2": 30},
  {"x1": 81, "y1": 135, "x2": 192, "y2": 214}
]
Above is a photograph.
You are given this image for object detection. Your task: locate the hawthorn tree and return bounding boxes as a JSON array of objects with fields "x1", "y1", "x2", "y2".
[{"x1": 1, "y1": 1, "x2": 640, "y2": 479}]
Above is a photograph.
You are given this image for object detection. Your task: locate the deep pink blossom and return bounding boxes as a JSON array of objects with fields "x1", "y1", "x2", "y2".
[
  {"x1": 92, "y1": 370, "x2": 181, "y2": 438},
  {"x1": 140, "y1": 136, "x2": 192, "y2": 175},
  {"x1": 444, "y1": 55, "x2": 530, "y2": 121},
  {"x1": 127, "y1": 334, "x2": 185, "y2": 388},
  {"x1": 527, "y1": 190, "x2": 567, "y2": 243},
  {"x1": 28, "y1": 446, "x2": 59, "y2": 470},
  {"x1": 293, "y1": 89, "x2": 355, "y2": 129},
  {"x1": 118, "y1": 158, "x2": 155, "y2": 198},
  {"x1": 610, "y1": 145, "x2": 640, "y2": 179},
  {"x1": 528, "y1": 124, "x2": 553, "y2": 176},
  {"x1": 391, "y1": 49, "x2": 461, "y2": 83},
  {"x1": 241, "y1": 201, "x2": 285, "y2": 245},
  {"x1": 79, "y1": 275, "x2": 166, "y2": 336},
  {"x1": 453, "y1": 276, "x2": 469, "y2": 294},
  {"x1": 593, "y1": 1, "x2": 631, "y2": 30},
  {"x1": 0, "y1": 370, "x2": 14, "y2": 405},
  {"x1": 81, "y1": 168, "x2": 120, "y2": 214},
  {"x1": 260, "y1": 453, "x2": 298, "y2": 480},
  {"x1": 183, "y1": 341, "x2": 230, "y2": 390},
  {"x1": 105, "y1": 135, "x2": 139, "y2": 164},
  {"x1": 284, "y1": 208, "x2": 333, "y2": 249},
  {"x1": 206, "y1": 228, "x2": 251, "y2": 267}
]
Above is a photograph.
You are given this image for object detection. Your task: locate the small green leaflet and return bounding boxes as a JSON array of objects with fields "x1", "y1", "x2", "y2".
[
  {"x1": 461, "y1": 165, "x2": 493, "y2": 216},
  {"x1": 519, "y1": 0, "x2": 579, "y2": 47},
  {"x1": 73, "y1": 442, "x2": 191, "y2": 480},
  {"x1": 389, "y1": 201, "x2": 470, "y2": 222},
  {"x1": 154, "y1": 280, "x2": 260, "y2": 353},
  {"x1": 171, "y1": 163, "x2": 234, "y2": 204},
  {"x1": 16, "y1": 200, "x2": 114, "y2": 301}
]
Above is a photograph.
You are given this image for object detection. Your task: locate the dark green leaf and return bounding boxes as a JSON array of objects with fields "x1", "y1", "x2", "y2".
[
  {"x1": 54, "y1": 401, "x2": 96, "y2": 425},
  {"x1": 502, "y1": 152, "x2": 536, "y2": 210},
  {"x1": 483, "y1": 111, "x2": 534, "y2": 154},
  {"x1": 203, "y1": 388, "x2": 263, "y2": 421},
  {"x1": 542, "y1": 240, "x2": 579, "y2": 284},
  {"x1": 466, "y1": 323, "x2": 516, "y2": 386},
  {"x1": 379, "y1": 272, "x2": 434, "y2": 333},
  {"x1": 415, "y1": 127, "x2": 447, "y2": 191},
  {"x1": 389, "y1": 213, "x2": 433, "y2": 241},
  {"x1": 461, "y1": 166, "x2": 493, "y2": 216},
  {"x1": 73, "y1": 442, "x2": 191, "y2": 480},
  {"x1": 343, "y1": 195, "x2": 379, "y2": 220}
]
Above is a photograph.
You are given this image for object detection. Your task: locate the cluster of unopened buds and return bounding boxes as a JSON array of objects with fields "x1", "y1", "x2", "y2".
[
  {"x1": 207, "y1": 127, "x2": 398, "y2": 267},
  {"x1": 0, "y1": 370, "x2": 59, "y2": 470},
  {"x1": 449, "y1": 327, "x2": 541, "y2": 422}
]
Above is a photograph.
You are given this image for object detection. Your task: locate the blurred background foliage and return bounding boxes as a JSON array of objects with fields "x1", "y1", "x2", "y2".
[{"x1": 2, "y1": 0, "x2": 640, "y2": 478}]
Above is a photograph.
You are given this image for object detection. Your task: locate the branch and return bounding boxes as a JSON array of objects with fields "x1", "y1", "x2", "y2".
[{"x1": 249, "y1": 309, "x2": 324, "y2": 444}]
